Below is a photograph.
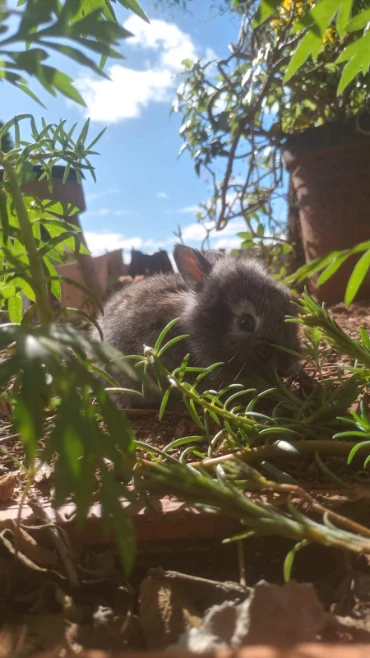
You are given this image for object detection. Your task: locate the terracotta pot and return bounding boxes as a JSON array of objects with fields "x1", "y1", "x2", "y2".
[
  {"x1": 21, "y1": 164, "x2": 104, "y2": 307},
  {"x1": 283, "y1": 114, "x2": 370, "y2": 304},
  {"x1": 21, "y1": 164, "x2": 86, "y2": 212}
]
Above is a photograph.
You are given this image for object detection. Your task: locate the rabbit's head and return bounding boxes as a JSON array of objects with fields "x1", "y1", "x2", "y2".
[{"x1": 174, "y1": 245, "x2": 301, "y2": 383}]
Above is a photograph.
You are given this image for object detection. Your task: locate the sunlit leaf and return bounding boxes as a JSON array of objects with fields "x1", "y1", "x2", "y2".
[
  {"x1": 8, "y1": 291, "x2": 23, "y2": 322},
  {"x1": 346, "y1": 8, "x2": 370, "y2": 31},
  {"x1": 345, "y1": 250, "x2": 370, "y2": 306},
  {"x1": 252, "y1": 0, "x2": 280, "y2": 27},
  {"x1": 336, "y1": 32, "x2": 370, "y2": 94}
]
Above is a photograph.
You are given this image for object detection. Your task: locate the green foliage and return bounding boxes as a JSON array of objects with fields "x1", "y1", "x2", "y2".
[
  {"x1": 261, "y1": 0, "x2": 370, "y2": 95},
  {"x1": 0, "y1": 115, "x2": 104, "y2": 318},
  {"x1": 0, "y1": 0, "x2": 149, "y2": 573},
  {"x1": 1, "y1": 0, "x2": 370, "y2": 582},
  {"x1": 286, "y1": 241, "x2": 370, "y2": 305},
  {"x1": 0, "y1": 0, "x2": 148, "y2": 105},
  {"x1": 172, "y1": 0, "x2": 370, "y2": 301},
  {"x1": 0, "y1": 113, "x2": 145, "y2": 572},
  {"x1": 0, "y1": 121, "x2": 13, "y2": 153},
  {"x1": 127, "y1": 301, "x2": 370, "y2": 574},
  {"x1": 253, "y1": 1, "x2": 370, "y2": 96},
  {"x1": 0, "y1": 322, "x2": 138, "y2": 573},
  {"x1": 174, "y1": 0, "x2": 369, "y2": 260}
]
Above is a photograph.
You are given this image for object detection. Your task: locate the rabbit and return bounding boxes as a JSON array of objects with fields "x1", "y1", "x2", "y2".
[{"x1": 91, "y1": 244, "x2": 301, "y2": 408}]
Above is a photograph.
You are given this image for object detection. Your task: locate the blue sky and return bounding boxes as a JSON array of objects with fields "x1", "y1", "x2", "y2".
[{"x1": 4, "y1": 1, "x2": 249, "y2": 262}]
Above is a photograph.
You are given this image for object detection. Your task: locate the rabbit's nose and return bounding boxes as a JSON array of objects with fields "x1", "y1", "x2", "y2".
[{"x1": 276, "y1": 353, "x2": 301, "y2": 378}]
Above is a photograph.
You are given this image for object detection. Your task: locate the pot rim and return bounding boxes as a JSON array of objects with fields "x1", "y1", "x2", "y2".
[
  {"x1": 282, "y1": 111, "x2": 370, "y2": 162},
  {"x1": 0, "y1": 164, "x2": 79, "y2": 183}
]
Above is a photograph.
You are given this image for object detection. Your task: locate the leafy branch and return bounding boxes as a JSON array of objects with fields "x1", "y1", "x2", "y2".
[{"x1": 0, "y1": 0, "x2": 148, "y2": 105}]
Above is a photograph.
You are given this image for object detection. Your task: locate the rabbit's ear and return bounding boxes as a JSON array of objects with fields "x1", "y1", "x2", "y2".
[{"x1": 174, "y1": 245, "x2": 212, "y2": 286}]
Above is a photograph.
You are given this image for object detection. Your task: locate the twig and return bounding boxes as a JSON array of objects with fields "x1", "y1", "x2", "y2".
[
  {"x1": 197, "y1": 439, "x2": 362, "y2": 470},
  {"x1": 237, "y1": 540, "x2": 247, "y2": 588},
  {"x1": 148, "y1": 567, "x2": 248, "y2": 596},
  {"x1": 0, "y1": 434, "x2": 20, "y2": 445},
  {"x1": 119, "y1": 408, "x2": 186, "y2": 417},
  {"x1": 274, "y1": 482, "x2": 370, "y2": 540},
  {"x1": 27, "y1": 489, "x2": 79, "y2": 588}
]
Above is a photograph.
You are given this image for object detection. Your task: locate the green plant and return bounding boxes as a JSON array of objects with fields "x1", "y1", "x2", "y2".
[
  {"x1": 1, "y1": 0, "x2": 370, "y2": 585},
  {"x1": 0, "y1": 0, "x2": 150, "y2": 574},
  {"x1": 0, "y1": 121, "x2": 13, "y2": 153},
  {"x1": 286, "y1": 240, "x2": 370, "y2": 305},
  {"x1": 0, "y1": 0, "x2": 148, "y2": 105},
  {"x1": 254, "y1": 0, "x2": 370, "y2": 95},
  {"x1": 172, "y1": 0, "x2": 370, "y2": 292},
  {"x1": 128, "y1": 298, "x2": 370, "y2": 577}
]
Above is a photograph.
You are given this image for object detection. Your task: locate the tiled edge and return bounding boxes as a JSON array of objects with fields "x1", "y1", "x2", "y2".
[
  {"x1": 0, "y1": 496, "x2": 240, "y2": 544},
  {"x1": 28, "y1": 644, "x2": 370, "y2": 658}
]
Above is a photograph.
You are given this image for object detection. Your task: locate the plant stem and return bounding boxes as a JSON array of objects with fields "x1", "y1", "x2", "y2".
[
  {"x1": 151, "y1": 353, "x2": 256, "y2": 430},
  {"x1": 197, "y1": 439, "x2": 363, "y2": 470},
  {"x1": 2, "y1": 160, "x2": 53, "y2": 323}
]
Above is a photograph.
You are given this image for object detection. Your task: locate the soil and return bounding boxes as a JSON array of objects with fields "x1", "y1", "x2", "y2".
[{"x1": 0, "y1": 301, "x2": 370, "y2": 655}]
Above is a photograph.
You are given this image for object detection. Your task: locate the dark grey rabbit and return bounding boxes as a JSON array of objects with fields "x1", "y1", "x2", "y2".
[{"x1": 91, "y1": 245, "x2": 301, "y2": 407}]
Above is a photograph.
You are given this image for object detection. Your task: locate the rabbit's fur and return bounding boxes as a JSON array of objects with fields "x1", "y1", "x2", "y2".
[{"x1": 92, "y1": 245, "x2": 301, "y2": 408}]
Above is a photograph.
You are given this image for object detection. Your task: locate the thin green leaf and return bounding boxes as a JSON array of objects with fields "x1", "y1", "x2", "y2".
[
  {"x1": 317, "y1": 252, "x2": 351, "y2": 286},
  {"x1": 8, "y1": 292, "x2": 23, "y2": 323},
  {"x1": 347, "y1": 441, "x2": 370, "y2": 464},
  {"x1": 336, "y1": 32, "x2": 370, "y2": 95},
  {"x1": 117, "y1": 0, "x2": 149, "y2": 23},
  {"x1": 346, "y1": 7, "x2": 370, "y2": 31},
  {"x1": 345, "y1": 250, "x2": 370, "y2": 306},
  {"x1": 154, "y1": 318, "x2": 180, "y2": 352},
  {"x1": 159, "y1": 387, "x2": 172, "y2": 421},
  {"x1": 252, "y1": 0, "x2": 280, "y2": 27},
  {"x1": 0, "y1": 190, "x2": 9, "y2": 243},
  {"x1": 163, "y1": 435, "x2": 204, "y2": 453},
  {"x1": 283, "y1": 540, "x2": 310, "y2": 582},
  {"x1": 284, "y1": 31, "x2": 323, "y2": 83},
  {"x1": 158, "y1": 334, "x2": 188, "y2": 357}
]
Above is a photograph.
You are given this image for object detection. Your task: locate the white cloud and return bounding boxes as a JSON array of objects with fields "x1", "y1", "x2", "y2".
[
  {"x1": 180, "y1": 221, "x2": 213, "y2": 242},
  {"x1": 85, "y1": 231, "x2": 172, "y2": 256},
  {"x1": 124, "y1": 16, "x2": 198, "y2": 72},
  {"x1": 86, "y1": 188, "x2": 119, "y2": 202},
  {"x1": 168, "y1": 205, "x2": 200, "y2": 215},
  {"x1": 84, "y1": 208, "x2": 137, "y2": 217},
  {"x1": 77, "y1": 66, "x2": 173, "y2": 123},
  {"x1": 211, "y1": 237, "x2": 242, "y2": 250},
  {"x1": 76, "y1": 17, "x2": 217, "y2": 123},
  {"x1": 179, "y1": 219, "x2": 247, "y2": 243},
  {"x1": 157, "y1": 191, "x2": 169, "y2": 199},
  {"x1": 85, "y1": 219, "x2": 248, "y2": 258}
]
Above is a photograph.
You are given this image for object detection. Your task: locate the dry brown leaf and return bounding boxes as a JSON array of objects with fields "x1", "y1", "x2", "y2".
[
  {"x1": 34, "y1": 461, "x2": 53, "y2": 484},
  {"x1": 0, "y1": 400, "x2": 12, "y2": 419},
  {"x1": 139, "y1": 573, "x2": 202, "y2": 650},
  {"x1": 0, "y1": 473, "x2": 16, "y2": 502},
  {"x1": 0, "y1": 520, "x2": 58, "y2": 569}
]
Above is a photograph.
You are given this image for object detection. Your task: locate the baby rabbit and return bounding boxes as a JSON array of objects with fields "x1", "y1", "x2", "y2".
[{"x1": 92, "y1": 245, "x2": 301, "y2": 407}]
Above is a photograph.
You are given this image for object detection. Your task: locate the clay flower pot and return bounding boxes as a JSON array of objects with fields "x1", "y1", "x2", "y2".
[
  {"x1": 21, "y1": 164, "x2": 105, "y2": 306},
  {"x1": 283, "y1": 114, "x2": 370, "y2": 305},
  {"x1": 21, "y1": 164, "x2": 86, "y2": 212}
]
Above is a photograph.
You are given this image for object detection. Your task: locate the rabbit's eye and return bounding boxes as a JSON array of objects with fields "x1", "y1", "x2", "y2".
[{"x1": 237, "y1": 313, "x2": 256, "y2": 332}]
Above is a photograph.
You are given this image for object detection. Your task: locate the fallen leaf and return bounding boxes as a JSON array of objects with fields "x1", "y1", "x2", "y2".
[
  {"x1": 34, "y1": 461, "x2": 53, "y2": 484},
  {"x1": 140, "y1": 573, "x2": 202, "y2": 649},
  {"x1": 0, "y1": 474, "x2": 16, "y2": 502}
]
